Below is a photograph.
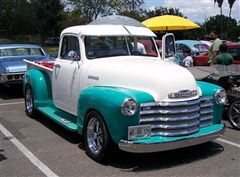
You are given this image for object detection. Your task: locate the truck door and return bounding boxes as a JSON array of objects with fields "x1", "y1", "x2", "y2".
[
  {"x1": 52, "y1": 35, "x2": 82, "y2": 115},
  {"x1": 162, "y1": 33, "x2": 176, "y2": 62}
]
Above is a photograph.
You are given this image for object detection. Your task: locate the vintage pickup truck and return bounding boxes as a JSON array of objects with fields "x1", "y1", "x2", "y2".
[{"x1": 24, "y1": 22, "x2": 226, "y2": 162}]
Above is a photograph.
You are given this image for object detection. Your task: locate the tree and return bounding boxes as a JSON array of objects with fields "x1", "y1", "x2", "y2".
[
  {"x1": 213, "y1": 0, "x2": 224, "y2": 36},
  {"x1": 144, "y1": 7, "x2": 184, "y2": 19},
  {"x1": 0, "y1": 0, "x2": 36, "y2": 36},
  {"x1": 66, "y1": 0, "x2": 119, "y2": 24},
  {"x1": 204, "y1": 15, "x2": 238, "y2": 40},
  {"x1": 66, "y1": 0, "x2": 144, "y2": 24},
  {"x1": 228, "y1": 0, "x2": 236, "y2": 17},
  {"x1": 117, "y1": 0, "x2": 145, "y2": 21},
  {"x1": 30, "y1": 0, "x2": 64, "y2": 45}
]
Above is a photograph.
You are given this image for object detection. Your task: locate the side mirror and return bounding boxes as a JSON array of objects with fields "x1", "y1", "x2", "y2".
[{"x1": 67, "y1": 50, "x2": 80, "y2": 61}]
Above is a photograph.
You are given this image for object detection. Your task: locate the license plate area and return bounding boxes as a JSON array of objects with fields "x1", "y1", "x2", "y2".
[{"x1": 128, "y1": 125, "x2": 151, "y2": 140}]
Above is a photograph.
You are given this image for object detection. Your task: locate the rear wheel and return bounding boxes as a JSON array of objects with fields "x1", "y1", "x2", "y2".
[
  {"x1": 228, "y1": 99, "x2": 240, "y2": 130},
  {"x1": 25, "y1": 85, "x2": 36, "y2": 117},
  {"x1": 84, "y1": 110, "x2": 113, "y2": 162}
]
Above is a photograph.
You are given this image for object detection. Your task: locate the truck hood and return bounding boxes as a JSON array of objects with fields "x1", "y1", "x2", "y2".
[
  {"x1": 86, "y1": 57, "x2": 201, "y2": 102},
  {"x1": 1, "y1": 61, "x2": 26, "y2": 73},
  {"x1": 0, "y1": 56, "x2": 48, "y2": 73}
]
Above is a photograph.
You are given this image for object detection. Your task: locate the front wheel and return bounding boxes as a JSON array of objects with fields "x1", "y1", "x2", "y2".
[
  {"x1": 84, "y1": 111, "x2": 113, "y2": 162},
  {"x1": 228, "y1": 99, "x2": 240, "y2": 130},
  {"x1": 24, "y1": 85, "x2": 36, "y2": 117}
]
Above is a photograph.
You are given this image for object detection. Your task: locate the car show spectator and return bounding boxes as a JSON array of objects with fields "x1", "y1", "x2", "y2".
[
  {"x1": 208, "y1": 30, "x2": 222, "y2": 65},
  {"x1": 182, "y1": 48, "x2": 193, "y2": 67},
  {"x1": 215, "y1": 43, "x2": 233, "y2": 65}
]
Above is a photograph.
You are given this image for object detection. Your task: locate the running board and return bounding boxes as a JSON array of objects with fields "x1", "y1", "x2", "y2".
[{"x1": 37, "y1": 106, "x2": 78, "y2": 132}]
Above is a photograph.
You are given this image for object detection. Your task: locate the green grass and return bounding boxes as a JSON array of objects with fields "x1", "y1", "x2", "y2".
[{"x1": 44, "y1": 46, "x2": 58, "y2": 56}]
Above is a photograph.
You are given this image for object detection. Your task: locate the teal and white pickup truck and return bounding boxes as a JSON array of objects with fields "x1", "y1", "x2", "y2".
[{"x1": 24, "y1": 22, "x2": 226, "y2": 162}]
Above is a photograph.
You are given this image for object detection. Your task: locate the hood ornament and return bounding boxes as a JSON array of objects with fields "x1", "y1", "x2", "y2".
[{"x1": 168, "y1": 90, "x2": 197, "y2": 99}]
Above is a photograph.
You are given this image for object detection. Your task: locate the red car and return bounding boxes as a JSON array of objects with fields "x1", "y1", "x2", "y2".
[{"x1": 194, "y1": 41, "x2": 240, "y2": 65}]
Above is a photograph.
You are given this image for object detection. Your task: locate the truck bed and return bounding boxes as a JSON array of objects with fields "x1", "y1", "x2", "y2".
[{"x1": 24, "y1": 59, "x2": 54, "y2": 78}]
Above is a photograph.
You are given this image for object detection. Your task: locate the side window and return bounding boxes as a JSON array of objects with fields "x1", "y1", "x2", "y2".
[
  {"x1": 178, "y1": 44, "x2": 189, "y2": 53},
  {"x1": 60, "y1": 36, "x2": 80, "y2": 60}
]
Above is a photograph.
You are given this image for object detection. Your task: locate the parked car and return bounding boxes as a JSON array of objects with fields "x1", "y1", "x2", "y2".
[
  {"x1": 176, "y1": 40, "x2": 210, "y2": 66},
  {"x1": 45, "y1": 37, "x2": 60, "y2": 46},
  {"x1": 223, "y1": 42, "x2": 240, "y2": 64},
  {"x1": 0, "y1": 44, "x2": 54, "y2": 85},
  {"x1": 0, "y1": 38, "x2": 13, "y2": 44},
  {"x1": 24, "y1": 21, "x2": 225, "y2": 162},
  {"x1": 180, "y1": 40, "x2": 240, "y2": 66},
  {"x1": 188, "y1": 65, "x2": 240, "y2": 130}
]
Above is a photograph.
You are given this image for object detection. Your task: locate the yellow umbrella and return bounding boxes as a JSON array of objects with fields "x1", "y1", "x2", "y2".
[{"x1": 142, "y1": 15, "x2": 200, "y2": 31}]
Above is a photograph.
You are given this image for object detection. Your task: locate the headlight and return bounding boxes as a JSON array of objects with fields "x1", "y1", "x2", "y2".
[
  {"x1": 121, "y1": 98, "x2": 137, "y2": 116},
  {"x1": 215, "y1": 89, "x2": 227, "y2": 105}
]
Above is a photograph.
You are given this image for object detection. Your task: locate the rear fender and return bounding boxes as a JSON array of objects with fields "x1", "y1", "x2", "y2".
[{"x1": 24, "y1": 69, "x2": 52, "y2": 107}]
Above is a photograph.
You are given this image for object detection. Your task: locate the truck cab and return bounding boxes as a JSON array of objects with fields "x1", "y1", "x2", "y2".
[{"x1": 24, "y1": 19, "x2": 225, "y2": 162}]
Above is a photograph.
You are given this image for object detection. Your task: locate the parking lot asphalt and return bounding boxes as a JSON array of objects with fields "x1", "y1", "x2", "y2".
[{"x1": 1, "y1": 85, "x2": 240, "y2": 177}]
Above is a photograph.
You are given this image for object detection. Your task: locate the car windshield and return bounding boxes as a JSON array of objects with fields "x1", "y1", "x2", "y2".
[
  {"x1": 0, "y1": 47, "x2": 44, "y2": 57},
  {"x1": 228, "y1": 47, "x2": 240, "y2": 60},
  {"x1": 85, "y1": 36, "x2": 158, "y2": 59},
  {"x1": 193, "y1": 44, "x2": 209, "y2": 53}
]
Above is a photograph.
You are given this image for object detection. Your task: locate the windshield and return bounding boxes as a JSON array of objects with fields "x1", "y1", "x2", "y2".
[
  {"x1": 85, "y1": 36, "x2": 158, "y2": 59},
  {"x1": 193, "y1": 44, "x2": 209, "y2": 53},
  {"x1": 0, "y1": 47, "x2": 44, "y2": 57}
]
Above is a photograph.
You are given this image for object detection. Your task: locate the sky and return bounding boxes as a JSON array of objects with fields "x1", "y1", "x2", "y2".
[{"x1": 143, "y1": 0, "x2": 240, "y2": 24}]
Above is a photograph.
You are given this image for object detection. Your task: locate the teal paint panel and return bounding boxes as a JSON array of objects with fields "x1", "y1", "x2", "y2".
[
  {"x1": 77, "y1": 86, "x2": 155, "y2": 143},
  {"x1": 197, "y1": 81, "x2": 224, "y2": 124},
  {"x1": 37, "y1": 106, "x2": 78, "y2": 132}
]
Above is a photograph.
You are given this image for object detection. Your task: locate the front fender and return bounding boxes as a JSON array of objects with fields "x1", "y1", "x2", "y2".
[
  {"x1": 197, "y1": 81, "x2": 224, "y2": 124},
  {"x1": 77, "y1": 86, "x2": 154, "y2": 144}
]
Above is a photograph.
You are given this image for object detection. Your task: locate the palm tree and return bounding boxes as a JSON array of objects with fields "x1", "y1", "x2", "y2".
[
  {"x1": 214, "y1": 0, "x2": 224, "y2": 15},
  {"x1": 214, "y1": 0, "x2": 224, "y2": 37},
  {"x1": 228, "y1": 0, "x2": 236, "y2": 17}
]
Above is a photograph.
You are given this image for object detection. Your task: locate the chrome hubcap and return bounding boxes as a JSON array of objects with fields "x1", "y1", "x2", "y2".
[
  {"x1": 87, "y1": 118, "x2": 103, "y2": 155},
  {"x1": 230, "y1": 101, "x2": 240, "y2": 129},
  {"x1": 25, "y1": 89, "x2": 33, "y2": 113}
]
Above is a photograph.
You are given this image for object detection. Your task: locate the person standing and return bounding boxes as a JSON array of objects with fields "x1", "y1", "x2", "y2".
[
  {"x1": 182, "y1": 48, "x2": 193, "y2": 67},
  {"x1": 215, "y1": 44, "x2": 233, "y2": 65},
  {"x1": 208, "y1": 30, "x2": 222, "y2": 65}
]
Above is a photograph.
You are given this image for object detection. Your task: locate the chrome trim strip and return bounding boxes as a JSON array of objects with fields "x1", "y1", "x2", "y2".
[
  {"x1": 200, "y1": 115, "x2": 213, "y2": 121},
  {"x1": 200, "y1": 109, "x2": 213, "y2": 114},
  {"x1": 140, "y1": 106, "x2": 200, "y2": 115},
  {"x1": 1, "y1": 72, "x2": 25, "y2": 76},
  {"x1": 200, "y1": 122, "x2": 213, "y2": 127},
  {"x1": 151, "y1": 120, "x2": 199, "y2": 130},
  {"x1": 140, "y1": 113, "x2": 200, "y2": 123},
  {"x1": 119, "y1": 125, "x2": 225, "y2": 153},
  {"x1": 151, "y1": 127, "x2": 200, "y2": 137},
  {"x1": 200, "y1": 102, "x2": 213, "y2": 108},
  {"x1": 141, "y1": 99, "x2": 200, "y2": 107}
]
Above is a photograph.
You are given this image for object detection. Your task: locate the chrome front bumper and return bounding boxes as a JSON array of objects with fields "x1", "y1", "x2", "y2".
[{"x1": 119, "y1": 124, "x2": 225, "y2": 153}]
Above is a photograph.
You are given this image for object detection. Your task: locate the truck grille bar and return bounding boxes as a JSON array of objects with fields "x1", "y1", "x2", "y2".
[{"x1": 140, "y1": 97, "x2": 213, "y2": 137}]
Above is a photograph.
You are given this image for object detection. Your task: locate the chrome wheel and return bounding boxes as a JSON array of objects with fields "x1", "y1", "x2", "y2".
[
  {"x1": 84, "y1": 111, "x2": 113, "y2": 162},
  {"x1": 25, "y1": 86, "x2": 35, "y2": 117},
  {"x1": 87, "y1": 117, "x2": 103, "y2": 155},
  {"x1": 25, "y1": 88, "x2": 33, "y2": 113},
  {"x1": 228, "y1": 100, "x2": 240, "y2": 130}
]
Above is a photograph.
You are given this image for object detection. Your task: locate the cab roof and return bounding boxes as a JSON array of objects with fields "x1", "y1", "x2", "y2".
[{"x1": 61, "y1": 25, "x2": 156, "y2": 37}]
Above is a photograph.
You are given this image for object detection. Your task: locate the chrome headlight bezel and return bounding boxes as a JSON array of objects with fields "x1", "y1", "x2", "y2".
[
  {"x1": 215, "y1": 89, "x2": 227, "y2": 105},
  {"x1": 121, "y1": 98, "x2": 137, "y2": 116}
]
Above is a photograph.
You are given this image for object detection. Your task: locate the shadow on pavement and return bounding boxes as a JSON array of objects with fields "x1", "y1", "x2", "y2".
[
  {"x1": 33, "y1": 112, "x2": 82, "y2": 144},
  {"x1": 24, "y1": 102, "x2": 224, "y2": 171},
  {"x1": 0, "y1": 84, "x2": 24, "y2": 100},
  {"x1": 103, "y1": 141, "x2": 224, "y2": 172}
]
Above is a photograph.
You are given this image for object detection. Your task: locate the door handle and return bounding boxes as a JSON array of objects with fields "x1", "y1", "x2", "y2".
[{"x1": 54, "y1": 64, "x2": 61, "y2": 68}]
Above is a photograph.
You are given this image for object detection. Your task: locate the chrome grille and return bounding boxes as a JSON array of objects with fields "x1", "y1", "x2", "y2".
[{"x1": 140, "y1": 97, "x2": 213, "y2": 137}]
